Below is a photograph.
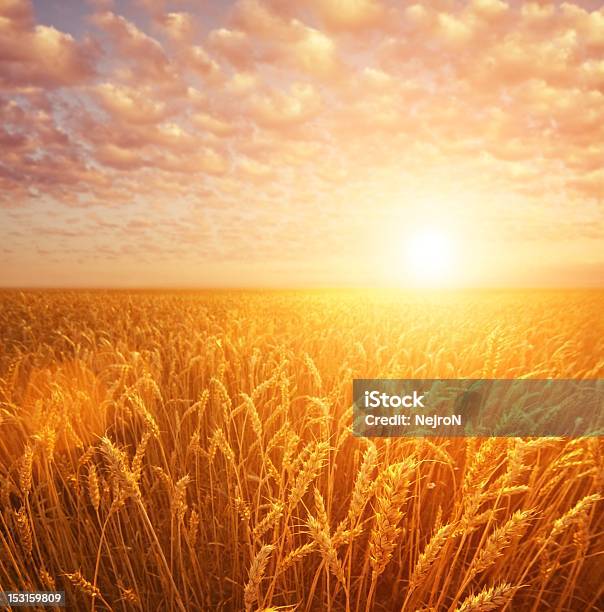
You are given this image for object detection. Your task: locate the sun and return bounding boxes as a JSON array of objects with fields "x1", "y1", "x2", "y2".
[{"x1": 405, "y1": 228, "x2": 456, "y2": 286}]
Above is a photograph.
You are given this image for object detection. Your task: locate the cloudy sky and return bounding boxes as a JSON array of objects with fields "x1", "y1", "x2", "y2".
[{"x1": 1, "y1": 0, "x2": 603, "y2": 287}]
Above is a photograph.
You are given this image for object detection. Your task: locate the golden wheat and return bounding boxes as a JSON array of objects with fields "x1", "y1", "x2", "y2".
[{"x1": 0, "y1": 290, "x2": 602, "y2": 610}]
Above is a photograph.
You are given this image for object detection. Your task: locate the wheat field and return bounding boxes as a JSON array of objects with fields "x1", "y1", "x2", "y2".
[{"x1": 0, "y1": 289, "x2": 602, "y2": 611}]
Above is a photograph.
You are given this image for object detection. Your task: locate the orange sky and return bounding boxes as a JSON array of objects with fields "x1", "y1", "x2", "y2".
[{"x1": 1, "y1": 0, "x2": 603, "y2": 287}]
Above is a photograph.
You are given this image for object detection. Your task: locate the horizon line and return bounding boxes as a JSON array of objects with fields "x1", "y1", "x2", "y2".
[{"x1": 1, "y1": 285, "x2": 603, "y2": 291}]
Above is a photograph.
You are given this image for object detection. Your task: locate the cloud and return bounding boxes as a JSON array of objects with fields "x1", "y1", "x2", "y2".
[
  {"x1": 309, "y1": 0, "x2": 385, "y2": 31},
  {"x1": 0, "y1": 0, "x2": 97, "y2": 88},
  {"x1": 183, "y1": 45, "x2": 221, "y2": 79},
  {"x1": 207, "y1": 28, "x2": 254, "y2": 69},
  {"x1": 95, "y1": 143, "x2": 147, "y2": 170},
  {"x1": 157, "y1": 12, "x2": 196, "y2": 42},
  {"x1": 212, "y1": 0, "x2": 339, "y2": 76},
  {"x1": 92, "y1": 11, "x2": 174, "y2": 82},
  {"x1": 249, "y1": 83, "x2": 322, "y2": 128},
  {"x1": 94, "y1": 82, "x2": 170, "y2": 124},
  {"x1": 191, "y1": 112, "x2": 237, "y2": 137},
  {"x1": 1, "y1": 0, "x2": 603, "y2": 285}
]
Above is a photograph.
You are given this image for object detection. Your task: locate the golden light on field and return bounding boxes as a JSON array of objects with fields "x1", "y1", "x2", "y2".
[
  {"x1": 1, "y1": 290, "x2": 603, "y2": 610},
  {"x1": 1, "y1": 1, "x2": 604, "y2": 610}
]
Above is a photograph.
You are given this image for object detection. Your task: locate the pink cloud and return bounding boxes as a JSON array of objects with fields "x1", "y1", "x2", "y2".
[
  {"x1": 92, "y1": 11, "x2": 175, "y2": 83},
  {"x1": 249, "y1": 83, "x2": 322, "y2": 129},
  {"x1": 0, "y1": 1, "x2": 97, "y2": 88},
  {"x1": 1, "y1": 0, "x2": 603, "y2": 285}
]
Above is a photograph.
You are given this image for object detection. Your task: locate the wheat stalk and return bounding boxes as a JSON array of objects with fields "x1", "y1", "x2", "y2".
[
  {"x1": 65, "y1": 570, "x2": 101, "y2": 599},
  {"x1": 550, "y1": 494, "x2": 600, "y2": 540},
  {"x1": 88, "y1": 463, "x2": 100, "y2": 512},
  {"x1": 369, "y1": 461, "x2": 414, "y2": 578},
  {"x1": 468, "y1": 510, "x2": 533, "y2": 579},
  {"x1": 19, "y1": 444, "x2": 33, "y2": 496},
  {"x1": 244, "y1": 544, "x2": 274, "y2": 611},
  {"x1": 407, "y1": 523, "x2": 455, "y2": 594},
  {"x1": 455, "y1": 582, "x2": 517, "y2": 612}
]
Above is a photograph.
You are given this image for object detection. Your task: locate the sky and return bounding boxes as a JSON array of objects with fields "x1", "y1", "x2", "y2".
[{"x1": 0, "y1": 0, "x2": 603, "y2": 288}]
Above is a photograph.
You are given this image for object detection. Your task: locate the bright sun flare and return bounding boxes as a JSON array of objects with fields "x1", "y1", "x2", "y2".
[{"x1": 405, "y1": 228, "x2": 455, "y2": 285}]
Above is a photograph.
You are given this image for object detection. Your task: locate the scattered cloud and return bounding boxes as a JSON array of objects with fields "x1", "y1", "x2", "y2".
[
  {"x1": 0, "y1": 0, "x2": 603, "y2": 285},
  {"x1": 0, "y1": 0, "x2": 98, "y2": 88}
]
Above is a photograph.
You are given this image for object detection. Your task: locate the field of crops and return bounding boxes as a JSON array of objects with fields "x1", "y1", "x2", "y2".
[{"x1": 0, "y1": 290, "x2": 602, "y2": 611}]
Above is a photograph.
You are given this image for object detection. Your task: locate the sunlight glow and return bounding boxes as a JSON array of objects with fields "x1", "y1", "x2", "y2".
[{"x1": 405, "y1": 228, "x2": 455, "y2": 286}]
